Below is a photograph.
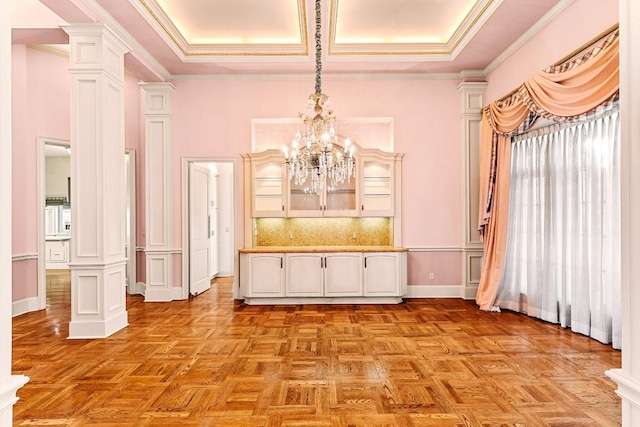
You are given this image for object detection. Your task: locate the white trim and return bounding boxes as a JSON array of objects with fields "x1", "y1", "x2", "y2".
[
  {"x1": 11, "y1": 253, "x2": 38, "y2": 262},
  {"x1": 137, "y1": 248, "x2": 182, "y2": 254},
  {"x1": 12, "y1": 297, "x2": 39, "y2": 317},
  {"x1": 243, "y1": 296, "x2": 402, "y2": 305},
  {"x1": 1, "y1": 1, "x2": 29, "y2": 420},
  {"x1": 404, "y1": 285, "x2": 464, "y2": 298},
  {"x1": 464, "y1": 285, "x2": 479, "y2": 300},
  {"x1": 143, "y1": 286, "x2": 184, "y2": 303},
  {"x1": 483, "y1": 0, "x2": 575, "y2": 75},
  {"x1": 125, "y1": 149, "x2": 137, "y2": 296}
]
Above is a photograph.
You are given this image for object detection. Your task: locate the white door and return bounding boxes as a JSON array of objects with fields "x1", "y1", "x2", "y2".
[{"x1": 189, "y1": 163, "x2": 211, "y2": 296}]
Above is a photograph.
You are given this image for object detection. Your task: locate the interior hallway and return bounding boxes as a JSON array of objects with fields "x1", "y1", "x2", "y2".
[{"x1": 12, "y1": 274, "x2": 621, "y2": 426}]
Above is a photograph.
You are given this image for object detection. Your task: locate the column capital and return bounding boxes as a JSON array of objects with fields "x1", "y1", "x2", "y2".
[
  {"x1": 140, "y1": 82, "x2": 175, "y2": 116},
  {"x1": 457, "y1": 82, "x2": 488, "y2": 116},
  {"x1": 62, "y1": 24, "x2": 130, "y2": 78}
]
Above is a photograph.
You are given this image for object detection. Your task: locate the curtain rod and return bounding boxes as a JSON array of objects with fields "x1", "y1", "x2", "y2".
[{"x1": 493, "y1": 23, "x2": 619, "y2": 104}]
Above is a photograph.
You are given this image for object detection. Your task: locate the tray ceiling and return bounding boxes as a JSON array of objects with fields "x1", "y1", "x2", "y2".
[{"x1": 13, "y1": 0, "x2": 566, "y2": 77}]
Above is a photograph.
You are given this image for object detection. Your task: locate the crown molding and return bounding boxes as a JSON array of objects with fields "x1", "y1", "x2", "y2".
[{"x1": 483, "y1": 0, "x2": 575, "y2": 75}]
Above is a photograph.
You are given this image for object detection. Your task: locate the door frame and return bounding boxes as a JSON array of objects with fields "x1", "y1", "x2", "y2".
[
  {"x1": 181, "y1": 157, "x2": 239, "y2": 300},
  {"x1": 125, "y1": 149, "x2": 137, "y2": 295},
  {"x1": 37, "y1": 136, "x2": 71, "y2": 310}
]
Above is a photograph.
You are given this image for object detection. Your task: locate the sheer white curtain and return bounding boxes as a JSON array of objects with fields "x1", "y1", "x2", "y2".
[{"x1": 496, "y1": 106, "x2": 621, "y2": 349}]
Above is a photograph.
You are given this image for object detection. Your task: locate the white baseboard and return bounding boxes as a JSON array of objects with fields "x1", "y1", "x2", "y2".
[
  {"x1": 404, "y1": 285, "x2": 464, "y2": 298},
  {"x1": 144, "y1": 286, "x2": 184, "y2": 302},
  {"x1": 12, "y1": 297, "x2": 40, "y2": 317},
  {"x1": 464, "y1": 285, "x2": 479, "y2": 300}
]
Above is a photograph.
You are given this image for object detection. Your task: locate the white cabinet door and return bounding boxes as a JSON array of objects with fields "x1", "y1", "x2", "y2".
[
  {"x1": 244, "y1": 253, "x2": 285, "y2": 297},
  {"x1": 363, "y1": 252, "x2": 400, "y2": 296},
  {"x1": 324, "y1": 253, "x2": 363, "y2": 296},
  {"x1": 286, "y1": 253, "x2": 323, "y2": 296}
]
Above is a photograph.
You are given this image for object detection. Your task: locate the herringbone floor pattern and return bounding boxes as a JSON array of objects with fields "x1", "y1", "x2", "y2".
[{"x1": 12, "y1": 272, "x2": 621, "y2": 426}]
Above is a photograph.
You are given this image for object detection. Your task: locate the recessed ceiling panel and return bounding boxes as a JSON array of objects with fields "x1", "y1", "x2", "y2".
[
  {"x1": 142, "y1": 0, "x2": 308, "y2": 56},
  {"x1": 333, "y1": 0, "x2": 477, "y2": 44}
]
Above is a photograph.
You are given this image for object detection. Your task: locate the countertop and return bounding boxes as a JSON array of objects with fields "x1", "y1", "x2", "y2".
[
  {"x1": 239, "y1": 246, "x2": 407, "y2": 253},
  {"x1": 46, "y1": 234, "x2": 71, "y2": 241}
]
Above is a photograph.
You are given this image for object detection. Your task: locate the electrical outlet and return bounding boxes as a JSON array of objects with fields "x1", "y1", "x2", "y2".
[{"x1": 429, "y1": 272, "x2": 435, "y2": 280}]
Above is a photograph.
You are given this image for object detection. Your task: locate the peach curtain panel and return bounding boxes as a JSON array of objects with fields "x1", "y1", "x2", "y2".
[{"x1": 476, "y1": 31, "x2": 619, "y2": 311}]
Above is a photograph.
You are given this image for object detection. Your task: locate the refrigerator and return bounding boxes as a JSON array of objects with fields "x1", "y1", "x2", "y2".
[{"x1": 45, "y1": 205, "x2": 71, "y2": 235}]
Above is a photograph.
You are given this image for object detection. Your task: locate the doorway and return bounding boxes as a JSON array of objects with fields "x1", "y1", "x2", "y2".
[
  {"x1": 37, "y1": 137, "x2": 137, "y2": 310},
  {"x1": 182, "y1": 158, "x2": 237, "y2": 299}
]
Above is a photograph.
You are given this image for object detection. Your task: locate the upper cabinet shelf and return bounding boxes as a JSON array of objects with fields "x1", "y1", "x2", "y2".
[{"x1": 243, "y1": 148, "x2": 403, "y2": 219}]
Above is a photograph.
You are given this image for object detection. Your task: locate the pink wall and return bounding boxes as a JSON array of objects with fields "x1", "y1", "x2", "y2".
[
  {"x1": 486, "y1": 0, "x2": 619, "y2": 103},
  {"x1": 171, "y1": 77, "x2": 463, "y2": 252},
  {"x1": 12, "y1": 260, "x2": 37, "y2": 302},
  {"x1": 12, "y1": 47, "x2": 71, "y2": 300},
  {"x1": 11, "y1": 47, "x2": 143, "y2": 301},
  {"x1": 408, "y1": 251, "x2": 462, "y2": 286}
]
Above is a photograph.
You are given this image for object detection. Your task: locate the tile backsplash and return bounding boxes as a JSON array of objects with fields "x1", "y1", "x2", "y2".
[{"x1": 254, "y1": 217, "x2": 393, "y2": 247}]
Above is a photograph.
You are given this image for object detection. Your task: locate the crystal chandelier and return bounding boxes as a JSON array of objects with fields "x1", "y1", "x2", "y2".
[{"x1": 282, "y1": 0, "x2": 355, "y2": 195}]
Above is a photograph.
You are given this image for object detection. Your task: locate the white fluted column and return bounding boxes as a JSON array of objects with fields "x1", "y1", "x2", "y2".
[
  {"x1": 606, "y1": 1, "x2": 640, "y2": 425},
  {"x1": 63, "y1": 24, "x2": 129, "y2": 338},
  {"x1": 0, "y1": 0, "x2": 29, "y2": 423},
  {"x1": 457, "y1": 82, "x2": 487, "y2": 299},
  {"x1": 140, "y1": 83, "x2": 178, "y2": 301}
]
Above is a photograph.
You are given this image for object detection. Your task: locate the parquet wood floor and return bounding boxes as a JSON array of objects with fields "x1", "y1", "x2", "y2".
[{"x1": 12, "y1": 273, "x2": 621, "y2": 426}]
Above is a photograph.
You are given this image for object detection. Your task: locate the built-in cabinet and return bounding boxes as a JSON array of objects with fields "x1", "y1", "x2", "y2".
[
  {"x1": 241, "y1": 145, "x2": 405, "y2": 305},
  {"x1": 240, "y1": 250, "x2": 406, "y2": 304},
  {"x1": 243, "y1": 148, "x2": 401, "y2": 219},
  {"x1": 45, "y1": 238, "x2": 70, "y2": 269}
]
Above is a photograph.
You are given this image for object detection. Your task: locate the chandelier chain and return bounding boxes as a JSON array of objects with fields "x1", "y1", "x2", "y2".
[{"x1": 315, "y1": 0, "x2": 322, "y2": 95}]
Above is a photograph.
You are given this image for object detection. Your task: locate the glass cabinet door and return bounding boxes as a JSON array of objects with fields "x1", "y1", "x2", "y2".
[
  {"x1": 288, "y1": 179, "x2": 323, "y2": 216},
  {"x1": 324, "y1": 177, "x2": 357, "y2": 216}
]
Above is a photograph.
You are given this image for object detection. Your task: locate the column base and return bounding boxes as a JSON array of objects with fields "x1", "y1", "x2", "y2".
[
  {"x1": 606, "y1": 368, "x2": 640, "y2": 426},
  {"x1": 0, "y1": 375, "x2": 29, "y2": 425},
  {"x1": 144, "y1": 286, "x2": 184, "y2": 302},
  {"x1": 68, "y1": 310, "x2": 128, "y2": 339}
]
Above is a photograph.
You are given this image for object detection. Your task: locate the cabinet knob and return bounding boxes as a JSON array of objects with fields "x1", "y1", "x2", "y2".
[{"x1": 361, "y1": 205, "x2": 364, "y2": 211}]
